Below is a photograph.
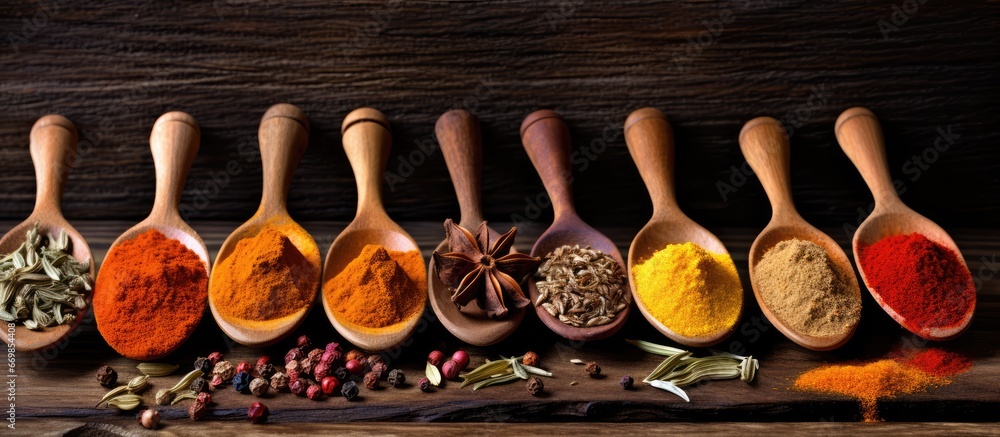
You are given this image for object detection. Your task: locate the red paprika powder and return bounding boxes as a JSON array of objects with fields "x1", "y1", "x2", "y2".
[
  {"x1": 905, "y1": 348, "x2": 972, "y2": 377},
  {"x1": 859, "y1": 233, "x2": 975, "y2": 333},
  {"x1": 94, "y1": 229, "x2": 207, "y2": 359}
]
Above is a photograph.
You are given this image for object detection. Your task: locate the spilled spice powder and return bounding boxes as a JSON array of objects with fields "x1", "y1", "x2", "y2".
[
  {"x1": 210, "y1": 223, "x2": 319, "y2": 326},
  {"x1": 794, "y1": 348, "x2": 972, "y2": 422},
  {"x1": 94, "y1": 229, "x2": 207, "y2": 360},
  {"x1": 905, "y1": 348, "x2": 972, "y2": 377},
  {"x1": 324, "y1": 244, "x2": 426, "y2": 330},
  {"x1": 859, "y1": 233, "x2": 975, "y2": 333}
]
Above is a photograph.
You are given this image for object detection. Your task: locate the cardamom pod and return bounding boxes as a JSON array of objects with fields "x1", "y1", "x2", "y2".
[
  {"x1": 424, "y1": 362, "x2": 441, "y2": 387},
  {"x1": 106, "y1": 394, "x2": 143, "y2": 410},
  {"x1": 137, "y1": 363, "x2": 179, "y2": 377}
]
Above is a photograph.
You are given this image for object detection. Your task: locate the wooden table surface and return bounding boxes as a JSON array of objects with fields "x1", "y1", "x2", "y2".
[{"x1": 7, "y1": 221, "x2": 999, "y2": 434}]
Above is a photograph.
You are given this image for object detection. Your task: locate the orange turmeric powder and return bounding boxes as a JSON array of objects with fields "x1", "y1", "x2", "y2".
[
  {"x1": 793, "y1": 359, "x2": 945, "y2": 422},
  {"x1": 324, "y1": 244, "x2": 425, "y2": 330},
  {"x1": 210, "y1": 223, "x2": 319, "y2": 325}
]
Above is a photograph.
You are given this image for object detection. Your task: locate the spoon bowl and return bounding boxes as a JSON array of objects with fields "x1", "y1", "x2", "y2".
[
  {"x1": 322, "y1": 108, "x2": 427, "y2": 352},
  {"x1": 520, "y1": 110, "x2": 630, "y2": 342},
  {"x1": 740, "y1": 116, "x2": 861, "y2": 351},
  {"x1": 97, "y1": 112, "x2": 210, "y2": 359},
  {"x1": 0, "y1": 115, "x2": 95, "y2": 352},
  {"x1": 835, "y1": 107, "x2": 973, "y2": 340},
  {"x1": 624, "y1": 108, "x2": 740, "y2": 347},
  {"x1": 427, "y1": 109, "x2": 523, "y2": 346},
  {"x1": 210, "y1": 104, "x2": 320, "y2": 347}
]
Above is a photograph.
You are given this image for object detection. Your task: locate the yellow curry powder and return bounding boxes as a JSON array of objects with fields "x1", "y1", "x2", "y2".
[{"x1": 632, "y1": 242, "x2": 742, "y2": 338}]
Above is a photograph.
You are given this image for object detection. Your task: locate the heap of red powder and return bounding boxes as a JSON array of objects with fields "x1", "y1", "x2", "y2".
[
  {"x1": 859, "y1": 233, "x2": 975, "y2": 332},
  {"x1": 905, "y1": 348, "x2": 973, "y2": 377}
]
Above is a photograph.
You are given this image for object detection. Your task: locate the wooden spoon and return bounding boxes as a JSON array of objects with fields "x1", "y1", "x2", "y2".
[
  {"x1": 624, "y1": 108, "x2": 741, "y2": 347},
  {"x1": 427, "y1": 109, "x2": 523, "y2": 346},
  {"x1": 97, "y1": 112, "x2": 210, "y2": 358},
  {"x1": 210, "y1": 104, "x2": 320, "y2": 347},
  {"x1": 0, "y1": 115, "x2": 95, "y2": 352},
  {"x1": 321, "y1": 108, "x2": 427, "y2": 352},
  {"x1": 739, "y1": 116, "x2": 861, "y2": 351},
  {"x1": 835, "y1": 107, "x2": 973, "y2": 340},
  {"x1": 520, "y1": 109, "x2": 630, "y2": 341}
]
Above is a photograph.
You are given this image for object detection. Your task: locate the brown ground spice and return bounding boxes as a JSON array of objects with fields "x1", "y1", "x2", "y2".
[{"x1": 755, "y1": 239, "x2": 860, "y2": 337}]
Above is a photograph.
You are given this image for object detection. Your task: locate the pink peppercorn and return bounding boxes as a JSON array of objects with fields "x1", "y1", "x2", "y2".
[
  {"x1": 345, "y1": 359, "x2": 364, "y2": 375},
  {"x1": 451, "y1": 350, "x2": 470, "y2": 370},
  {"x1": 442, "y1": 360, "x2": 460, "y2": 380},
  {"x1": 306, "y1": 384, "x2": 324, "y2": 400},
  {"x1": 427, "y1": 350, "x2": 445, "y2": 367}
]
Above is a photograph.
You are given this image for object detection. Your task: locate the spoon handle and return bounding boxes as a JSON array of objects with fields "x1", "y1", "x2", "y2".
[
  {"x1": 342, "y1": 107, "x2": 391, "y2": 215},
  {"x1": 149, "y1": 112, "x2": 200, "y2": 219},
  {"x1": 835, "y1": 107, "x2": 900, "y2": 206},
  {"x1": 520, "y1": 110, "x2": 575, "y2": 219},
  {"x1": 435, "y1": 109, "x2": 484, "y2": 228},
  {"x1": 624, "y1": 107, "x2": 678, "y2": 217},
  {"x1": 739, "y1": 117, "x2": 798, "y2": 218},
  {"x1": 29, "y1": 115, "x2": 78, "y2": 215},
  {"x1": 258, "y1": 104, "x2": 309, "y2": 215}
]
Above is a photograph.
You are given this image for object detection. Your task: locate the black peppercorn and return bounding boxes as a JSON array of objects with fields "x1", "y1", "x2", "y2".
[
  {"x1": 620, "y1": 375, "x2": 634, "y2": 389},
  {"x1": 585, "y1": 361, "x2": 601, "y2": 378},
  {"x1": 367, "y1": 354, "x2": 386, "y2": 369},
  {"x1": 387, "y1": 369, "x2": 405, "y2": 388},
  {"x1": 194, "y1": 357, "x2": 213, "y2": 375},
  {"x1": 341, "y1": 381, "x2": 360, "y2": 401},
  {"x1": 233, "y1": 372, "x2": 252, "y2": 393},
  {"x1": 526, "y1": 376, "x2": 544, "y2": 396},
  {"x1": 333, "y1": 366, "x2": 349, "y2": 381},
  {"x1": 96, "y1": 365, "x2": 117, "y2": 387},
  {"x1": 189, "y1": 377, "x2": 209, "y2": 393},
  {"x1": 255, "y1": 363, "x2": 275, "y2": 380}
]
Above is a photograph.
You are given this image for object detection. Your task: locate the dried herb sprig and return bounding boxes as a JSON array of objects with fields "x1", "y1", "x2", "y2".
[
  {"x1": 0, "y1": 223, "x2": 91, "y2": 330},
  {"x1": 627, "y1": 339, "x2": 759, "y2": 402},
  {"x1": 459, "y1": 355, "x2": 553, "y2": 390}
]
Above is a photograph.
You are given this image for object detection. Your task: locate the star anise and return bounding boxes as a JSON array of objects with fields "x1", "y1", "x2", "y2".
[{"x1": 432, "y1": 219, "x2": 541, "y2": 319}]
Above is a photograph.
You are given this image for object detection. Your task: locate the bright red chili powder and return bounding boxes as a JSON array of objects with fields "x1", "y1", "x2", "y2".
[
  {"x1": 904, "y1": 348, "x2": 972, "y2": 377},
  {"x1": 859, "y1": 233, "x2": 975, "y2": 332}
]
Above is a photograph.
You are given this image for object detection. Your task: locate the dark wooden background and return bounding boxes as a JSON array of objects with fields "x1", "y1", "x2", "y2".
[{"x1": 0, "y1": 0, "x2": 997, "y2": 230}]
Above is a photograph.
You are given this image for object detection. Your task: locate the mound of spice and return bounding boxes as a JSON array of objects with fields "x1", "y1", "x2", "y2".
[
  {"x1": 632, "y1": 242, "x2": 742, "y2": 338},
  {"x1": 0, "y1": 223, "x2": 92, "y2": 330},
  {"x1": 210, "y1": 223, "x2": 319, "y2": 325},
  {"x1": 754, "y1": 239, "x2": 860, "y2": 338},
  {"x1": 94, "y1": 229, "x2": 207, "y2": 359},
  {"x1": 534, "y1": 245, "x2": 628, "y2": 328},
  {"x1": 432, "y1": 219, "x2": 541, "y2": 318},
  {"x1": 793, "y1": 348, "x2": 971, "y2": 422},
  {"x1": 858, "y1": 233, "x2": 975, "y2": 334},
  {"x1": 324, "y1": 244, "x2": 425, "y2": 330}
]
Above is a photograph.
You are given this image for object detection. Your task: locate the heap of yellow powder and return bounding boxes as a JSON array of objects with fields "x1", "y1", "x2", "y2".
[{"x1": 632, "y1": 242, "x2": 742, "y2": 338}]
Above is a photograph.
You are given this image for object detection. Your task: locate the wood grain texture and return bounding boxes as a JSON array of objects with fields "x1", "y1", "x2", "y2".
[
  {"x1": 6, "y1": 221, "x2": 999, "y2": 433},
  {"x1": 0, "y1": 1, "x2": 998, "y2": 229}
]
